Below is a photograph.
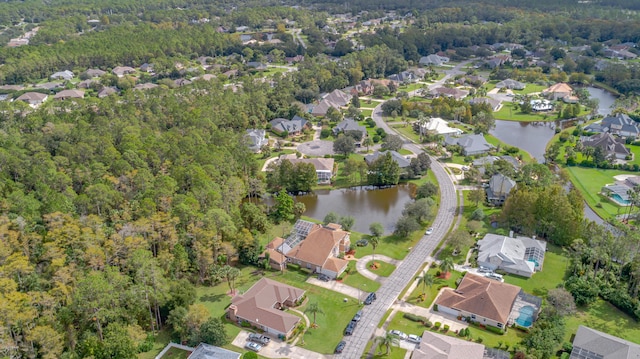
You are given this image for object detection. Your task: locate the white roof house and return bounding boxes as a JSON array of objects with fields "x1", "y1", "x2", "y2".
[
  {"x1": 477, "y1": 233, "x2": 546, "y2": 277},
  {"x1": 421, "y1": 117, "x2": 463, "y2": 136},
  {"x1": 413, "y1": 331, "x2": 485, "y2": 359}
]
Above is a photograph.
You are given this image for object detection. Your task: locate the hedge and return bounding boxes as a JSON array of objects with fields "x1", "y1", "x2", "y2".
[
  {"x1": 403, "y1": 313, "x2": 428, "y2": 323},
  {"x1": 485, "y1": 325, "x2": 505, "y2": 335}
]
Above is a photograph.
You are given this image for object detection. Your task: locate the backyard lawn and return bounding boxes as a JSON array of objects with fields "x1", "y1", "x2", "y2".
[
  {"x1": 366, "y1": 260, "x2": 396, "y2": 277},
  {"x1": 564, "y1": 299, "x2": 640, "y2": 345},
  {"x1": 503, "y1": 244, "x2": 569, "y2": 297},
  {"x1": 407, "y1": 269, "x2": 464, "y2": 309},
  {"x1": 565, "y1": 166, "x2": 628, "y2": 220}
]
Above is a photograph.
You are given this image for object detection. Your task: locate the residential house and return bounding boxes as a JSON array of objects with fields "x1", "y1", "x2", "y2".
[
  {"x1": 435, "y1": 273, "x2": 521, "y2": 330},
  {"x1": 485, "y1": 55, "x2": 510, "y2": 69},
  {"x1": 97, "y1": 87, "x2": 118, "y2": 98},
  {"x1": 486, "y1": 173, "x2": 516, "y2": 205},
  {"x1": 310, "y1": 99, "x2": 340, "y2": 117},
  {"x1": 570, "y1": 325, "x2": 640, "y2": 359},
  {"x1": 0, "y1": 85, "x2": 25, "y2": 91},
  {"x1": 77, "y1": 79, "x2": 97, "y2": 89},
  {"x1": 323, "y1": 89, "x2": 352, "y2": 108},
  {"x1": 495, "y1": 79, "x2": 525, "y2": 90},
  {"x1": 388, "y1": 71, "x2": 418, "y2": 84},
  {"x1": 140, "y1": 63, "x2": 154, "y2": 73},
  {"x1": 351, "y1": 79, "x2": 374, "y2": 96},
  {"x1": 227, "y1": 278, "x2": 305, "y2": 339},
  {"x1": 187, "y1": 343, "x2": 241, "y2": 359},
  {"x1": 262, "y1": 237, "x2": 288, "y2": 271},
  {"x1": 419, "y1": 54, "x2": 450, "y2": 66},
  {"x1": 112, "y1": 66, "x2": 137, "y2": 77},
  {"x1": 457, "y1": 75, "x2": 487, "y2": 87},
  {"x1": 581, "y1": 132, "x2": 631, "y2": 160},
  {"x1": 469, "y1": 97, "x2": 501, "y2": 112},
  {"x1": 472, "y1": 156, "x2": 520, "y2": 175},
  {"x1": 285, "y1": 55, "x2": 305, "y2": 64},
  {"x1": 35, "y1": 82, "x2": 63, "y2": 91},
  {"x1": 530, "y1": 99, "x2": 554, "y2": 112},
  {"x1": 418, "y1": 117, "x2": 463, "y2": 136},
  {"x1": 477, "y1": 233, "x2": 546, "y2": 277},
  {"x1": 364, "y1": 150, "x2": 411, "y2": 169},
  {"x1": 16, "y1": 92, "x2": 48, "y2": 106},
  {"x1": 603, "y1": 48, "x2": 638, "y2": 60},
  {"x1": 332, "y1": 119, "x2": 367, "y2": 139},
  {"x1": 245, "y1": 129, "x2": 268, "y2": 152},
  {"x1": 601, "y1": 176, "x2": 640, "y2": 206},
  {"x1": 288, "y1": 158, "x2": 335, "y2": 184},
  {"x1": 542, "y1": 83, "x2": 573, "y2": 101},
  {"x1": 412, "y1": 331, "x2": 485, "y2": 359},
  {"x1": 134, "y1": 83, "x2": 159, "y2": 91},
  {"x1": 174, "y1": 78, "x2": 192, "y2": 87},
  {"x1": 269, "y1": 116, "x2": 310, "y2": 136},
  {"x1": 50, "y1": 70, "x2": 74, "y2": 81},
  {"x1": 585, "y1": 113, "x2": 640, "y2": 138},
  {"x1": 444, "y1": 134, "x2": 493, "y2": 156},
  {"x1": 53, "y1": 90, "x2": 85, "y2": 100},
  {"x1": 428, "y1": 87, "x2": 468, "y2": 100},
  {"x1": 281, "y1": 220, "x2": 351, "y2": 278}
]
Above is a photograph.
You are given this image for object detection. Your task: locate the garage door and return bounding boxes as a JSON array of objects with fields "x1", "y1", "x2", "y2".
[{"x1": 437, "y1": 305, "x2": 459, "y2": 317}]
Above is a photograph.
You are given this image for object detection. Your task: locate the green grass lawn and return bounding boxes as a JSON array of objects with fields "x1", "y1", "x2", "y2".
[
  {"x1": 565, "y1": 299, "x2": 640, "y2": 345},
  {"x1": 494, "y1": 102, "x2": 556, "y2": 122},
  {"x1": 156, "y1": 346, "x2": 191, "y2": 359},
  {"x1": 503, "y1": 244, "x2": 569, "y2": 297},
  {"x1": 342, "y1": 260, "x2": 382, "y2": 292},
  {"x1": 359, "y1": 101, "x2": 380, "y2": 109},
  {"x1": 352, "y1": 230, "x2": 423, "y2": 260},
  {"x1": 565, "y1": 166, "x2": 628, "y2": 220},
  {"x1": 386, "y1": 311, "x2": 527, "y2": 349},
  {"x1": 138, "y1": 329, "x2": 174, "y2": 359},
  {"x1": 513, "y1": 84, "x2": 547, "y2": 95},
  {"x1": 367, "y1": 260, "x2": 396, "y2": 277},
  {"x1": 361, "y1": 109, "x2": 373, "y2": 117},
  {"x1": 397, "y1": 148, "x2": 413, "y2": 156},
  {"x1": 407, "y1": 269, "x2": 464, "y2": 309},
  {"x1": 363, "y1": 340, "x2": 407, "y2": 359},
  {"x1": 390, "y1": 123, "x2": 421, "y2": 143}
]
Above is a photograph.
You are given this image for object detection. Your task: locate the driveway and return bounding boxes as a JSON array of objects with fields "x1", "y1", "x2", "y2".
[
  {"x1": 297, "y1": 140, "x2": 335, "y2": 156},
  {"x1": 232, "y1": 330, "x2": 327, "y2": 359},
  {"x1": 306, "y1": 277, "x2": 361, "y2": 300}
]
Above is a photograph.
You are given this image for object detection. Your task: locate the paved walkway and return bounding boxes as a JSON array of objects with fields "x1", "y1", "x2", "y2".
[
  {"x1": 356, "y1": 255, "x2": 401, "y2": 281},
  {"x1": 289, "y1": 308, "x2": 311, "y2": 346},
  {"x1": 306, "y1": 277, "x2": 361, "y2": 300}
]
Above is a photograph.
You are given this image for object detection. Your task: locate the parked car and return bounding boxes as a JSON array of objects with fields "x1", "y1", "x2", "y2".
[
  {"x1": 245, "y1": 342, "x2": 262, "y2": 352},
  {"x1": 344, "y1": 321, "x2": 356, "y2": 336},
  {"x1": 407, "y1": 334, "x2": 421, "y2": 344},
  {"x1": 356, "y1": 239, "x2": 369, "y2": 247},
  {"x1": 484, "y1": 272, "x2": 504, "y2": 282},
  {"x1": 317, "y1": 274, "x2": 331, "y2": 282},
  {"x1": 335, "y1": 340, "x2": 346, "y2": 354},
  {"x1": 389, "y1": 330, "x2": 408, "y2": 340},
  {"x1": 425, "y1": 227, "x2": 434, "y2": 235},
  {"x1": 247, "y1": 333, "x2": 270, "y2": 345},
  {"x1": 353, "y1": 310, "x2": 363, "y2": 322},
  {"x1": 478, "y1": 266, "x2": 493, "y2": 274},
  {"x1": 461, "y1": 166, "x2": 470, "y2": 171},
  {"x1": 364, "y1": 292, "x2": 377, "y2": 305}
]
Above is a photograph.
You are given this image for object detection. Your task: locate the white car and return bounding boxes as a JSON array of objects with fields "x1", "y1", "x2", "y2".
[
  {"x1": 245, "y1": 342, "x2": 262, "y2": 352},
  {"x1": 478, "y1": 266, "x2": 493, "y2": 274},
  {"x1": 484, "y1": 273, "x2": 504, "y2": 282},
  {"x1": 407, "y1": 334, "x2": 421, "y2": 344},
  {"x1": 389, "y1": 330, "x2": 408, "y2": 340},
  {"x1": 425, "y1": 227, "x2": 434, "y2": 235}
]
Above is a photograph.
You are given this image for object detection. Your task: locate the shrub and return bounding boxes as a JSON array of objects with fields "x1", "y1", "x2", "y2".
[
  {"x1": 372, "y1": 135, "x2": 381, "y2": 143},
  {"x1": 434, "y1": 322, "x2": 441, "y2": 329},
  {"x1": 485, "y1": 325, "x2": 505, "y2": 335},
  {"x1": 476, "y1": 337, "x2": 484, "y2": 343},
  {"x1": 433, "y1": 304, "x2": 439, "y2": 311},
  {"x1": 443, "y1": 324, "x2": 450, "y2": 332},
  {"x1": 241, "y1": 321, "x2": 252, "y2": 328},
  {"x1": 403, "y1": 313, "x2": 428, "y2": 323},
  {"x1": 320, "y1": 129, "x2": 332, "y2": 138},
  {"x1": 425, "y1": 321, "x2": 433, "y2": 328}
]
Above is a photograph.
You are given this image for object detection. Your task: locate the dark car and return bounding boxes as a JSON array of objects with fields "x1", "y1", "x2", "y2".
[
  {"x1": 247, "y1": 333, "x2": 270, "y2": 345},
  {"x1": 335, "y1": 340, "x2": 346, "y2": 354},
  {"x1": 353, "y1": 310, "x2": 363, "y2": 322},
  {"x1": 317, "y1": 274, "x2": 331, "y2": 282},
  {"x1": 364, "y1": 292, "x2": 377, "y2": 305},
  {"x1": 356, "y1": 239, "x2": 369, "y2": 247},
  {"x1": 344, "y1": 321, "x2": 355, "y2": 335}
]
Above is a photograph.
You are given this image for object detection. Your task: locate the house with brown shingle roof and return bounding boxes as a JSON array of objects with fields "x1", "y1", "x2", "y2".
[
  {"x1": 112, "y1": 66, "x2": 137, "y2": 77},
  {"x1": 53, "y1": 89, "x2": 85, "y2": 100},
  {"x1": 16, "y1": 92, "x2": 48, "y2": 106},
  {"x1": 435, "y1": 273, "x2": 520, "y2": 330},
  {"x1": 227, "y1": 278, "x2": 305, "y2": 339},
  {"x1": 262, "y1": 237, "x2": 288, "y2": 271},
  {"x1": 286, "y1": 222, "x2": 350, "y2": 278},
  {"x1": 542, "y1": 83, "x2": 573, "y2": 100}
]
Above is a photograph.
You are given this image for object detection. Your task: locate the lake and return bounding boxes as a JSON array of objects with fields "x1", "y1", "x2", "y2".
[{"x1": 295, "y1": 185, "x2": 415, "y2": 234}]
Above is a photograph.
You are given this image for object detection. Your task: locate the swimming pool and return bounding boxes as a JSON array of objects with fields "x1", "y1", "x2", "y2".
[
  {"x1": 612, "y1": 193, "x2": 631, "y2": 205},
  {"x1": 515, "y1": 305, "x2": 535, "y2": 327}
]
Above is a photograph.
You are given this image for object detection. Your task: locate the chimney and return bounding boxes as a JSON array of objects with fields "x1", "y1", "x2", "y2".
[
  {"x1": 509, "y1": 230, "x2": 514, "y2": 238},
  {"x1": 228, "y1": 305, "x2": 238, "y2": 321}
]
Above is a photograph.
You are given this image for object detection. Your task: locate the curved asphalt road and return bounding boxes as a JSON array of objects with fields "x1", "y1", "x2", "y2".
[{"x1": 340, "y1": 63, "x2": 469, "y2": 358}]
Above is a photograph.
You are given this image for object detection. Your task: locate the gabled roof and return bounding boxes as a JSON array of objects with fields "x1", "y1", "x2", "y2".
[
  {"x1": 435, "y1": 273, "x2": 520, "y2": 324},
  {"x1": 543, "y1": 82, "x2": 573, "y2": 94},
  {"x1": 230, "y1": 278, "x2": 305, "y2": 334},
  {"x1": 446, "y1": 134, "x2": 493, "y2": 154},
  {"x1": 582, "y1": 133, "x2": 630, "y2": 157},
  {"x1": 323, "y1": 89, "x2": 352, "y2": 107},
  {"x1": 571, "y1": 325, "x2": 640, "y2": 359},
  {"x1": 53, "y1": 89, "x2": 85, "y2": 99},
  {"x1": 16, "y1": 92, "x2": 48, "y2": 102},
  {"x1": 477, "y1": 233, "x2": 546, "y2": 275},
  {"x1": 112, "y1": 66, "x2": 136, "y2": 76},
  {"x1": 333, "y1": 119, "x2": 367, "y2": 135},
  {"x1": 188, "y1": 343, "x2": 241, "y2": 359},
  {"x1": 488, "y1": 173, "x2": 516, "y2": 196},
  {"x1": 98, "y1": 87, "x2": 118, "y2": 98},
  {"x1": 469, "y1": 97, "x2": 501, "y2": 111},
  {"x1": 50, "y1": 70, "x2": 74, "y2": 80},
  {"x1": 419, "y1": 54, "x2": 449, "y2": 66},
  {"x1": 288, "y1": 158, "x2": 335, "y2": 172},
  {"x1": 429, "y1": 87, "x2": 468, "y2": 99},
  {"x1": 286, "y1": 223, "x2": 349, "y2": 267},
  {"x1": 495, "y1": 79, "x2": 525, "y2": 90},
  {"x1": 413, "y1": 331, "x2": 485, "y2": 359},
  {"x1": 602, "y1": 113, "x2": 637, "y2": 132},
  {"x1": 269, "y1": 116, "x2": 308, "y2": 133},
  {"x1": 134, "y1": 83, "x2": 159, "y2": 90},
  {"x1": 364, "y1": 150, "x2": 411, "y2": 168},
  {"x1": 85, "y1": 69, "x2": 106, "y2": 77},
  {"x1": 421, "y1": 117, "x2": 463, "y2": 135}
]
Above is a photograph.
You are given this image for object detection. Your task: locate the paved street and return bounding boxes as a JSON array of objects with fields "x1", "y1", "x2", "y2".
[{"x1": 339, "y1": 64, "x2": 465, "y2": 356}]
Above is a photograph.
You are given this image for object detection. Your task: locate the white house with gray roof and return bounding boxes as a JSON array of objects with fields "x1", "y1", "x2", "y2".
[
  {"x1": 364, "y1": 150, "x2": 411, "y2": 168},
  {"x1": 477, "y1": 233, "x2": 546, "y2": 278},
  {"x1": 188, "y1": 343, "x2": 241, "y2": 359},
  {"x1": 332, "y1": 119, "x2": 367, "y2": 139},
  {"x1": 245, "y1": 129, "x2": 268, "y2": 152},
  {"x1": 419, "y1": 54, "x2": 450, "y2": 66},
  {"x1": 444, "y1": 134, "x2": 493, "y2": 156}
]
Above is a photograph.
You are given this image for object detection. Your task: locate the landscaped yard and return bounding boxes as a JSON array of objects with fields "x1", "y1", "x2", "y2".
[
  {"x1": 565, "y1": 166, "x2": 628, "y2": 220},
  {"x1": 564, "y1": 299, "x2": 640, "y2": 345},
  {"x1": 352, "y1": 230, "x2": 423, "y2": 261},
  {"x1": 503, "y1": 244, "x2": 569, "y2": 297},
  {"x1": 390, "y1": 123, "x2": 421, "y2": 143},
  {"x1": 367, "y1": 260, "x2": 396, "y2": 277},
  {"x1": 363, "y1": 340, "x2": 408, "y2": 359},
  {"x1": 407, "y1": 268, "x2": 464, "y2": 309},
  {"x1": 342, "y1": 260, "x2": 382, "y2": 292},
  {"x1": 155, "y1": 346, "x2": 191, "y2": 359}
]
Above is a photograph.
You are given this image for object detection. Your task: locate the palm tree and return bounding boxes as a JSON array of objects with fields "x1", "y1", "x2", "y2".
[
  {"x1": 439, "y1": 257, "x2": 455, "y2": 276},
  {"x1": 369, "y1": 236, "x2": 380, "y2": 265},
  {"x1": 304, "y1": 302, "x2": 324, "y2": 328},
  {"x1": 375, "y1": 332, "x2": 400, "y2": 355},
  {"x1": 363, "y1": 136, "x2": 374, "y2": 152},
  {"x1": 416, "y1": 272, "x2": 434, "y2": 295}
]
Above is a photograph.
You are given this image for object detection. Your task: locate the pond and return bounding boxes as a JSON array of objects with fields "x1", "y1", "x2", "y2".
[
  {"x1": 490, "y1": 86, "x2": 617, "y2": 162},
  {"x1": 295, "y1": 184, "x2": 415, "y2": 235}
]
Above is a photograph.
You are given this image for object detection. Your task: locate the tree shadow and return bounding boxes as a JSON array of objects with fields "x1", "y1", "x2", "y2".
[{"x1": 199, "y1": 293, "x2": 226, "y2": 303}]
